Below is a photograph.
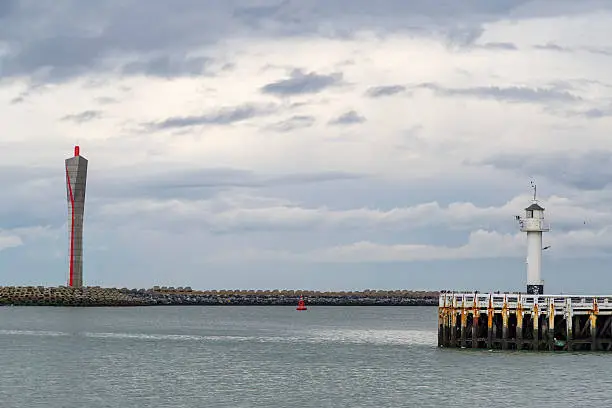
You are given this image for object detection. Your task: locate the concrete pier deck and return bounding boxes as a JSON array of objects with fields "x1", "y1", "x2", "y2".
[{"x1": 438, "y1": 292, "x2": 612, "y2": 351}]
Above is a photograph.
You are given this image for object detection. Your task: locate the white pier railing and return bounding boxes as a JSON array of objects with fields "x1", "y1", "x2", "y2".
[{"x1": 438, "y1": 293, "x2": 612, "y2": 314}]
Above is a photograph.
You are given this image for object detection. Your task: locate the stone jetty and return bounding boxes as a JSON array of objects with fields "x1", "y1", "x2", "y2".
[
  {"x1": 0, "y1": 286, "x2": 438, "y2": 307},
  {"x1": 0, "y1": 286, "x2": 149, "y2": 306}
]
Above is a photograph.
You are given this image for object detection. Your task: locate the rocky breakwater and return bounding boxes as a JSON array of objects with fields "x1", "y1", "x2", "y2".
[
  {"x1": 144, "y1": 288, "x2": 440, "y2": 306},
  {"x1": 0, "y1": 286, "x2": 150, "y2": 306},
  {"x1": 0, "y1": 286, "x2": 439, "y2": 307}
]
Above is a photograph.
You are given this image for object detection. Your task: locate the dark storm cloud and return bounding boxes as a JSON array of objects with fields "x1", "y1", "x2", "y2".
[
  {"x1": 477, "y1": 151, "x2": 612, "y2": 190},
  {"x1": 61, "y1": 110, "x2": 103, "y2": 123},
  {"x1": 0, "y1": 1, "x2": 609, "y2": 83},
  {"x1": 417, "y1": 83, "x2": 580, "y2": 103},
  {"x1": 121, "y1": 56, "x2": 212, "y2": 78},
  {"x1": 365, "y1": 85, "x2": 407, "y2": 98},
  {"x1": 266, "y1": 115, "x2": 316, "y2": 132},
  {"x1": 329, "y1": 111, "x2": 366, "y2": 125},
  {"x1": 261, "y1": 70, "x2": 343, "y2": 96},
  {"x1": 147, "y1": 103, "x2": 277, "y2": 130}
]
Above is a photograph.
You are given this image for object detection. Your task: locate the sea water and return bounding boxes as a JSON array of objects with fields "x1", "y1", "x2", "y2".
[{"x1": 0, "y1": 306, "x2": 610, "y2": 407}]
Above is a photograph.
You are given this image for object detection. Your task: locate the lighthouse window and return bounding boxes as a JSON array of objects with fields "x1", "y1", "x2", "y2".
[{"x1": 526, "y1": 210, "x2": 533, "y2": 218}]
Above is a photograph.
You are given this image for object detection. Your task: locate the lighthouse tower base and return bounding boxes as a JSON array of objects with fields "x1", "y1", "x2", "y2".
[{"x1": 527, "y1": 284, "x2": 544, "y2": 295}]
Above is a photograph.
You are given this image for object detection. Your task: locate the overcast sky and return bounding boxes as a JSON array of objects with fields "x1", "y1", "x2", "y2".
[{"x1": 1, "y1": 0, "x2": 612, "y2": 292}]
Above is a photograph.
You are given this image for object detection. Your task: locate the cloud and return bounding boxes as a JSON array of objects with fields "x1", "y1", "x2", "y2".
[
  {"x1": 534, "y1": 42, "x2": 612, "y2": 56},
  {"x1": 329, "y1": 110, "x2": 365, "y2": 125},
  {"x1": 479, "y1": 42, "x2": 518, "y2": 50},
  {"x1": 477, "y1": 151, "x2": 612, "y2": 190},
  {"x1": 418, "y1": 83, "x2": 580, "y2": 104},
  {"x1": 1, "y1": 0, "x2": 611, "y2": 85},
  {"x1": 61, "y1": 110, "x2": 103, "y2": 123},
  {"x1": 534, "y1": 43, "x2": 571, "y2": 52},
  {"x1": 0, "y1": 0, "x2": 16, "y2": 18},
  {"x1": 261, "y1": 69, "x2": 343, "y2": 95},
  {"x1": 444, "y1": 26, "x2": 485, "y2": 48},
  {"x1": 0, "y1": 230, "x2": 22, "y2": 251},
  {"x1": 95, "y1": 168, "x2": 367, "y2": 202},
  {"x1": 95, "y1": 190, "x2": 605, "y2": 235},
  {"x1": 146, "y1": 103, "x2": 278, "y2": 130},
  {"x1": 209, "y1": 226, "x2": 612, "y2": 263},
  {"x1": 270, "y1": 171, "x2": 365, "y2": 185},
  {"x1": 217, "y1": 230, "x2": 524, "y2": 263},
  {"x1": 2, "y1": 1, "x2": 612, "y2": 291},
  {"x1": 94, "y1": 96, "x2": 118, "y2": 105},
  {"x1": 266, "y1": 115, "x2": 315, "y2": 132},
  {"x1": 121, "y1": 55, "x2": 212, "y2": 78},
  {"x1": 0, "y1": 3, "x2": 238, "y2": 83},
  {"x1": 581, "y1": 108, "x2": 612, "y2": 118},
  {"x1": 365, "y1": 85, "x2": 407, "y2": 98}
]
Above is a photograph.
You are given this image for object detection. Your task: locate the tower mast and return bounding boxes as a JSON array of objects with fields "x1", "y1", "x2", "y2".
[{"x1": 65, "y1": 145, "x2": 88, "y2": 287}]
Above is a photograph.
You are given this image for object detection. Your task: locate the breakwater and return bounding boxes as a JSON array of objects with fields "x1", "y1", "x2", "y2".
[{"x1": 0, "y1": 286, "x2": 439, "y2": 307}]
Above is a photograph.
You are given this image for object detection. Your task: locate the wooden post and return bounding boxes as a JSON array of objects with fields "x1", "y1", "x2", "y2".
[
  {"x1": 460, "y1": 300, "x2": 467, "y2": 348},
  {"x1": 445, "y1": 307, "x2": 451, "y2": 347},
  {"x1": 472, "y1": 297, "x2": 479, "y2": 348},
  {"x1": 437, "y1": 293, "x2": 612, "y2": 352},
  {"x1": 487, "y1": 295, "x2": 493, "y2": 349},
  {"x1": 591, "y1": 299, "x2": 599, "y2": 351},
  {"x1": 516, "y1": 311, "x2": 523, "y2": 350},
  {"x1": 502, "y1": 299, "x2": 509, "y2": 350},
  {"x1": 516, "y1": 295, "x2": 523, "y2": 350},
  {"x1": 548, "y1": 299, "x2": 555, "y2": 351},
  {"x1": 451, "y1": 298, "x2": 457, "y2": 347},
  {"x1": 590, "y1": 313, "x2": 597, "y2": 351},
  {"x1": 438, "y1": 306, "x2": 443, "y2": 347},
  {"x1": 532, "y1": 302, "x2": 539, "y2": 351},
  {"x1": 565, "y1": 298, "x2": 573, "y2": 351}
]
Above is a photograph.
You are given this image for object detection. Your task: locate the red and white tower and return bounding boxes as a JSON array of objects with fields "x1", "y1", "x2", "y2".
[{"x1": 65, "y1": 146, "x2": 88, "y2": 288}]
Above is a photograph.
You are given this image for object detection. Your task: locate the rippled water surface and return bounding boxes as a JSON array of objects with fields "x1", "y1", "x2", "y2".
[{"x1": 0, "y1": 306, "x2": 610, "y2": 407}]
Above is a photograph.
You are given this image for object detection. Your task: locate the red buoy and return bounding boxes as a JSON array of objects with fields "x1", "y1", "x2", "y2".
[{"x1": 296, "y1": 295, "x2": 307, "y2": 311}]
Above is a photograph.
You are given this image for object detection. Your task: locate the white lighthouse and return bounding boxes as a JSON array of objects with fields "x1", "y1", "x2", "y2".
[{"x1": 517, "y1": 183, "x2": 550, "y2": 295}]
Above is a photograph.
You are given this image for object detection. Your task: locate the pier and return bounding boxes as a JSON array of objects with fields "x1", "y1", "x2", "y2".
[{"x1": 438, "y1": 292, "x2": 612, "y2": 351}]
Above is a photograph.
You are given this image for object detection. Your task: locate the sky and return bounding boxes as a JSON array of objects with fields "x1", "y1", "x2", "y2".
[{"x1": 1, "y1": 0, "x2": 612, "y2": 292}]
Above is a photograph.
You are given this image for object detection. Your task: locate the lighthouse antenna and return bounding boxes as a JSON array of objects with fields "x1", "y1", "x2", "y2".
[{"x1": 530, "y1": 180, "x2": 537, "y2": 201}]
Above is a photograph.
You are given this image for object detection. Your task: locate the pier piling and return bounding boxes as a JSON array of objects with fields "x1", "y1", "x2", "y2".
[{"x1": 439, "y1": 293, "x2": 612, "y2": 352}]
